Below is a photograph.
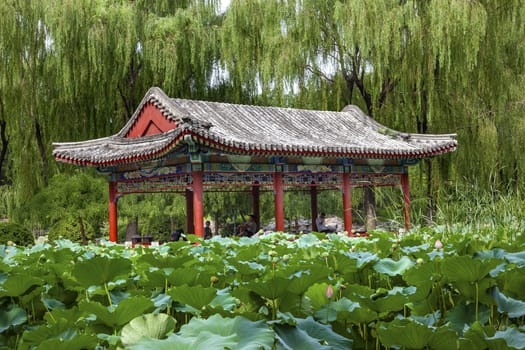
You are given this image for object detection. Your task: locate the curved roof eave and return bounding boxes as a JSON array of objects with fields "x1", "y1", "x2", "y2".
[{"x1": 52, "y1": 87, "x2": 458, "y2": 167}]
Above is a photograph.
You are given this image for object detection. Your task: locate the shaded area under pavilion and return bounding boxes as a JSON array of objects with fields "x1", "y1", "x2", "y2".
[{"x1": 52, "y1": 87, "x2": 457, "y2": 242}]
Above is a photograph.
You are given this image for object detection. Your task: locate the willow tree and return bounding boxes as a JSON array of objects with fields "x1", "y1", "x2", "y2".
[
  {"x1": 0, "y1": 1, "x2": 54, "y2": 207},
  {"x1": 0, "y1": 0, "x2": 225, "y2": 217},
  {"x1": 453, "y1": 1, "x2": 525, "y2": 192},
  {"x1": 220, "y1": 0, "x2": 525, "y2": 226}
]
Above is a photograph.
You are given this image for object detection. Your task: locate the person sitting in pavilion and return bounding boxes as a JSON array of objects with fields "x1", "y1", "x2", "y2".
[
  {"x1": 245, "y1": 214, "x2": 258, "y2": 237},
  {"x1": 316, "y1": 213, "x2": 336, "y2": 233},
  {"x1": 204, "y1": 220, "x2": 213, "y2": 239}
]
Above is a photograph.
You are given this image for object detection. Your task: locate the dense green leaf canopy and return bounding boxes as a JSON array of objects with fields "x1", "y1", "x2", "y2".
[{"x1": 0, "y1": 0, "x2": 524, "y2": 231}]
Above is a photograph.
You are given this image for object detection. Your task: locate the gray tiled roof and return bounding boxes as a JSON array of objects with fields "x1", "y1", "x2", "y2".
[{"x1": 52, "y1": 87, "x2": 457, "y2": 166}]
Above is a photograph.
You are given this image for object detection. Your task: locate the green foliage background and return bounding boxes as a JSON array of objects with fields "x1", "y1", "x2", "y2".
[
  {"x1": 0, "y1": 222, "x2": 34, "y2": 246},
  {"x1": 0, "y1": 0, "x2": 524, "y2": 239}
]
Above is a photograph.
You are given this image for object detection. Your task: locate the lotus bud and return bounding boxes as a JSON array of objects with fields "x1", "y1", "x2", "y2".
[
  {"x1": 326, "y1": 284, "x2": 334, "y2": 298},
  {"x1": 416, "y1": 258, "x2": 424, "y2": 265},
  {"x1": 434, "y1": 239, "x2": 443, "y2": 250}
]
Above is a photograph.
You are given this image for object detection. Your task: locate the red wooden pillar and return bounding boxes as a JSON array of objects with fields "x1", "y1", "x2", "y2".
[
  {"x1": 310, "y1": 184, "x2": 318, "y2": 231},
  {"x1": 185, "y1": 188, "x2": 194, "y2": 234},
  {"x1": 342, "y1": 172, "x2": 353, "y2": 236},
  {"x1": 273, "y1": 172, "x2": 285, "y2": 232},
  {"x1": 108, "y1": 181, "x2": 118, "y2": 242},
  {"x1": 401, "y1": 173, "x2": 411, "y2": 231},
  {"x1": 192, "y1": 171, "x2": 204, "y2": 237},
  {"x1": 252, "y1": 184, "x2": 260, "y2": 229}
]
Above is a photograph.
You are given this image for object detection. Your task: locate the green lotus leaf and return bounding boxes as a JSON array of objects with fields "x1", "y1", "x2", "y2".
[
  {"x1": 53, "y1": 239, "x2": 82, "y2": 250},
  {"x1": 428, "y1": 325, "x2": 460, "y2": 350},
  {"x1": 245, "y1": 276, "x2": 291, "y2": 300},
  {"x1": 136, "y1": 253, "x2": 193, "y2": 269},
  {"x1": 234, "y1": 261, "x2": 266, "y2": 275},
  {"x1": 445, "y1": 304, "x2": 490, "y2": 335},
  {"x1": 474, "y1": 248, "x2": 507, "y2": 260},
  {"x1": 120, "y1": 313, "x2": 176, "y2": 347},
  {"x1": 372, "y1": 286, "x2": 417, "y2": 313},
  {"x1": 209, "y1": 290, "x2": 238, "y2": 311},
  {"x1": 20, "y1": 318, "x2": 93, "y2": 348},
  {"x1": 72, "y1": 255, "x2": 132, "y2": 287},
  {"x1": 500, "y1": 267, "x2": 525, "y2": 299},
  {"x1": 295, "y1": 234, "x2": 322, "y2": 248},
  {"x1": 400, "y1": 242, "x2": 430, "y2": 254},
  {"x1": 346, "y1": 251, "x2": 379, "y2": 268},
  {"x1": 304, "y1": 282, "x2": 333, "y2": 310},
  {"x1": 441, "y1": 255, "x2": 500, "y2": 282},
  {"x1": 97, "y1": 333, "x2": 121, "y2": 346},
  {"x1": 41, "y1": 296, "x2": 65, "y2": 311},
  {"x1": 286, "y1": 265, "x2": 331, "y2": 295},
  {"x1": 0, "y1": 272, "x2": 43, "y2": 297},
  {"x1": 373, "y1": 256, "x2": 414, "y2": 276},
  {"x1": 459, "y1": 321, "x2": 491, "y2": 350},
  {"x1": 126, "y1": 334, "x2": 234, "y2": 350},
  {"x1": 79, "y1": 296, "x2": 154, "y2": 328},
  {"x1": 410, "y1": 310, "x2": 441, "y2": 327},
  {"x1": 315, "y1": 297, "x2": 377, "y2": 324},
  {"x1": 403, "y1": 260, "x2": 436, "y2": 292},
  {"x1": 333, "y1": 251, "x2": 359, "y2": 275},
  {"x1": 166, "y1": 268, "x2": 198, "y2": 287},
  {"x1": 453, "y1": 277, "x2": 496, "y2": 304},
  {"x1": 486, "y1": 327, "x2": 525, "y2": 350},
  {"x1": 377, "y1": 318, "x2": 433, "y2": 348},
  {"x1": 0, "y1": 304, "x2": 27, "y2": 332},
  {"x1": 168, "y1": 285, "x2": 217, "y2": 311},
  {"x1": 492, "y1": 287, "x2": 525, "y2": 318},
  {"x1": 43, "y1": 307, "x2": 86, "y2": 326},
  {"x1": 0, "y1": 270, "x2": 8, "y2": 284},
  {"x1": 27, "y1": 335, "x2": 99, "y2": 350},
  {"x1": 505, "y1": 251, "x2": 525, "y2": 267},
  {"x1": 137, "y1": 268, "x2": 173, "y2": 289},
  {"x1": 151, "y1": 293, "x2": 172, "y2": 310},
  {"x1": 178, "y1": 314, "x2": 274, "y2": 350},
  {"x1": 275, "y1": 316, "x2": 353, "y2": 350}
]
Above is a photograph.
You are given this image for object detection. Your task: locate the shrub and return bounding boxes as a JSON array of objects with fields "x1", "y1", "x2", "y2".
[
  {"x1": 0, "y1": 222, "x2": 34, "y2": 246},
  {"x1": 47, "y1": 216, "x2": 95, "y2": 244}
]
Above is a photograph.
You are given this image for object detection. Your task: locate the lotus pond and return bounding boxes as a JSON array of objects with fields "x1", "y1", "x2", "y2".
[{"x1": 1, "y1": 228, "x2": 525, "y2": 349}]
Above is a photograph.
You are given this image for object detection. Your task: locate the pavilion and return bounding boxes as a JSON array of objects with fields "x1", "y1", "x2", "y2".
[{"x1": 52, "y1": 87, "x2": 457, "y2": 242}]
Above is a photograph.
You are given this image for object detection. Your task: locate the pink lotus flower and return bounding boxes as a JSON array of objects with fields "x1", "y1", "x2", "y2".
[
  {"x1": 435, "y1": 239, "x2": 443, "y2": 250},
  {"x1": 326, "y1": 284, "x2": 334, "y2": 298}
]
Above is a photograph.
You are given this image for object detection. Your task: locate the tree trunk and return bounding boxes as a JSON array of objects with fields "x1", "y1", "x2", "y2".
[
  {"x1": 214, "y1": 211, "x2": 220, "y2": 236},
  {"x1": 425, "y1": 159, "x2": 435, "y2": 224},
  {"x1": 0, "y1": 119, "x2": 7, "y2": 184},
  {"x1": 79, "y1": 216, "x2": 88, "y2": 245},
  {"x1": 0, "y1": 96, "x2": 8, "y2": 184},
  {"x1": 33, "y1": 118, "x2": 48, "y2": 186},
  {"x1": 417, "y1": 90, "x2": 435, "y2": 224},
  {"x1": 364, "y1": 187, "x2": 376, "y2": 231}
]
